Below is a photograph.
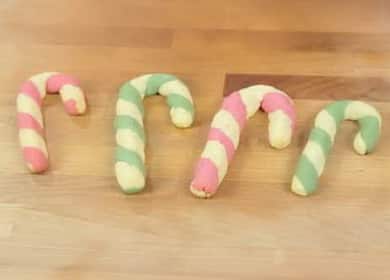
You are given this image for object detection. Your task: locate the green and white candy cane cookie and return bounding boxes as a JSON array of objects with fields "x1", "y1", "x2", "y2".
[
  {"x1": 292, "y1": 100, "x2": 381, "y2": 196},
  {"x1": 114, "y1": 73, "x2": 195, "y2": 194}
]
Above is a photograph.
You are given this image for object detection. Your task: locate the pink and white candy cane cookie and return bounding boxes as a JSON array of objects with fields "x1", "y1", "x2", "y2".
[
  {"x1": 17, "y1": 72, "x2": 87, "y2": 173},
  {"x1": 190, "y1": 85, "x2": 296, "y2": 198}
]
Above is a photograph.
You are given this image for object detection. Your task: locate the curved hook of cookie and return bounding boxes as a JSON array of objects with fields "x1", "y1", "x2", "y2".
[
  {"x1": 190, "y1": 85, "x2": 296, "y2": 198},
  {"x1": 114, "y1": 73, "x2": 195, "y2": 194},
  {"x1": 291, "y1": 100, "x2": 382, "y2": 196},
  {"x1": 17, "y1": 72, "x2": 87, "y2": 173}
]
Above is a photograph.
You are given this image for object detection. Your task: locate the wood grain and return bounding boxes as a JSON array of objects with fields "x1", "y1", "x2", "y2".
[
  {"x1": 0, "y1": 0, "x2": 390, "y2": 279},
  {"x1": 223, "y1": 74, "x2": 390, "y2": 101}
]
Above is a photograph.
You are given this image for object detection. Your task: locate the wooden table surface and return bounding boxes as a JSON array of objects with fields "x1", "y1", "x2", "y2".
[{"x1": 1, "y1": 1, "x2": 390, "y2": 279}]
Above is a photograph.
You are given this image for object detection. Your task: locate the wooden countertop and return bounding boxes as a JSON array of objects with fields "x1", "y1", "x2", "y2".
[{"x1": 0, "y1": 0, "x2": 389, "y2": 279}]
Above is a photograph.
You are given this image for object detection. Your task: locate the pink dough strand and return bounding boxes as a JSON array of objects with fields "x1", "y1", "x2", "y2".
[
  {"x1": 17, "y1": 72, "x2": 86, "y2": 173},
  {"x1": 17, "y1": 113, "x2": 44, "y2": 135},
  {"x1": 20, "y1": 81, "x2": 42, "y2": 106},
  {"x1": 22, "y1": 147, "x2": 48, "y2": 173},
  {"x1": 63, "y1": 99, "x2": 79, "y2": 115},
  {"x1": 191, "y1": 85, "x2": 295, "y2": 198},
  {"x1": 46, "y1": 74, "x2": 80, "y2": 93},
  {"x1": 191, "y1": 158, "x2": 219, "y2": 195},
  {"x1": 221, "y1": 92, "x2": 247, "y2": 130},
  {"x1": 262, "y1": 92, "x2": 296, "y2": 128},
  {"x1": 208, "y1": 128, "x2": 236, "y2": 161}
]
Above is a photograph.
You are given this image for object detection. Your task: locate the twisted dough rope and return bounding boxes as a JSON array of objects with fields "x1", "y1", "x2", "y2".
[
  {"x1": 114, "y1": 73, "x2": 195, "y2": 193},
  {"x1": 190, "y1": 85, "x2": 296, "y2": 198},
  {"x1": 17, "y1": 72, "x2": 87, "y2": 173},
  {"x1": 292, "y1": 100, "x2": 382, "y2": 196}
]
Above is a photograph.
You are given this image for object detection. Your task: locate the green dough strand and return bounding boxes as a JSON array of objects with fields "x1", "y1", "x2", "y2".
[
  {"x1": 292, "y1": 100, "x2": 381, "y2": 196},
  {"x1": 114, "y1": 73, "x2": 195, "y2": 194}
]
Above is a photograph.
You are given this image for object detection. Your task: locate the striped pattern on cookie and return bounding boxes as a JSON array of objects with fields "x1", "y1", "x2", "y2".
[
  {"x1": 190, "y1": 85, "x2": 296, "y2": 198},
  {"x1": 292, "y1": 100, "x2": 382, "y2": 196},
  {"x1": 17, "y1": 72, "x2": 87, "y2": 173},
  {"x1": 114, "y1": 73, "x2": 195, "y2": 194}
]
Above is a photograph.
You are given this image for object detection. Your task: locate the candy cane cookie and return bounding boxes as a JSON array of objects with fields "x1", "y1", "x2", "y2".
[
  {"x1": 190, "y1": 85, "x2": 296, "y2": 198},
  {"x1": 292, "y1": 100, "x2": 382, "y2": 196},
  {"x1": 115, "y1": 73, "x2": 195, "y2": 193},
  {"x1": 17, "y1": 72, "x2": 87, "y2": 173}
]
